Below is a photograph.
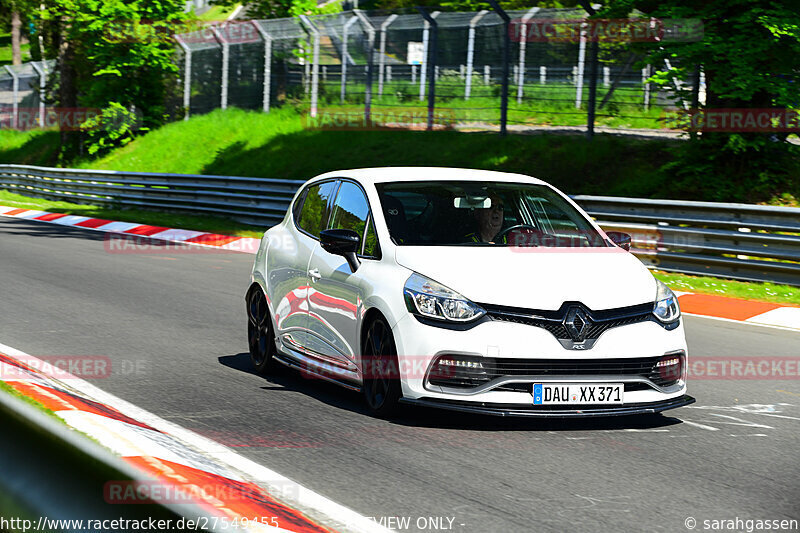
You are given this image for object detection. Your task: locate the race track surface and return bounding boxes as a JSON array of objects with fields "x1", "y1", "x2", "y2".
[{"x1": 1, "y1": 217, "x2": 798, "y2": 532}]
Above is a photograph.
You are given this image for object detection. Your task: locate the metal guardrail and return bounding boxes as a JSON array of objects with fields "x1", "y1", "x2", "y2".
[
  {"x1": 1, "y1": 164, "x2": 799, "y2": 286},
  {"x1": 574, "y1": 195, "x2": 800, "y2": 286},
  {"x1": 0, "y1": 389, "x2": 217, "y2": 532},
  {"x1": 0, "y1": 164, "x2": 304, "y2": 226}
]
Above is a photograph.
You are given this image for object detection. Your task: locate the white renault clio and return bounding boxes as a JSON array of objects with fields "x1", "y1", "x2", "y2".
[{"x1": 246, "y1": 168, "x2": 694, "y2": 417}]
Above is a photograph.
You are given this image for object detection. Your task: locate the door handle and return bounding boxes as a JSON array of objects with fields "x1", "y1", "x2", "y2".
[{"x1": 308, "y1": 268, "x2": 321, "y2": 281}]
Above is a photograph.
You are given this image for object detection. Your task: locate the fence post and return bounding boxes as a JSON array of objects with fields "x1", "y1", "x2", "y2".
[
  {"x1": 341, "y1": 16, "x2": 358, "y2": 103},
  {"x1": 419, "y1": 10, "x2": 439, "y2": 101},
  {"x1": 175, "y1": 36, "x2": 192, "y2": 119},
  {"x1": 299, "y1": 15, "x2": 321, "y2": 119},
  {"x1": 211, "y1": 27, "x2": 229, "y2": 110},
  {"x1": 575, "y1": 22, "x2": 587, "y2": 109},
  {"x1": 4, "y1": 66, "x2": 18, "y2": 129},
  {"x1": 417, "y1": 7, "x2": 438, "y2": 131},
  {"x1": 642, "y1": 64, "x2": 651, "y2": 111},
  {"x1": 378, "y1": 14, "x2": 397, "y2": 96},
  {"x1": 539, "y1": 65, "x2": 546, "y2": 84},
  {"x1": 585, "y1": 30, "x2": 599, "y2": 138},
  {"x1": 487, "y1": 0, "x2": 510, "y2": 136},
  {"x1": 465, "y1": 10, "x2": 488, "y2": 100},
  {"x1": 29, "y1": 61, "x2": 46, "y2": 127},
  {"x1": 484, "y1": 65, "x2": 490, "y2": 84},
  {"x1": 411, "y1": 65, "x2": 416, "y2": 84},
  {"x1": 517, "y1": 7, "x2": 540, "y2": 104},
  {"x1": 252, "y1": 22, "x2": 272, "y2": 113},
  {"x1": 354, "y1": 10, "x2": 375, "y2": 126},
  {"x1": 603, "y1": 66, "x2": 610, "y2": 87}
]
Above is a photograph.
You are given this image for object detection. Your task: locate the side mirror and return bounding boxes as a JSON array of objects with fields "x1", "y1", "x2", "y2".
[
  {"x1": 320, "y1": 229, "x2": 361, "y2": 271},
  {"x1": 606, "y1": 231, "x2": 632, "y2": 251}
]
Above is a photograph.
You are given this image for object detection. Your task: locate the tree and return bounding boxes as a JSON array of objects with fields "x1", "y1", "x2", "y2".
[
  {"x1": 598, "y1": 0, "x2": 800, "y2": 202},
  {"x1": 36, "y1": 0, "x2": 187, "y2": 157}
]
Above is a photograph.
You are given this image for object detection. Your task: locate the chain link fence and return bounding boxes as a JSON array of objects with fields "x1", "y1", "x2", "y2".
[
  {"x1": 173, "y1": 7, "x2": 703, "y2": 133},
  {"x1": 0, "y1": 8, "x2": 701, "y2": 135},
  {"x1": 0, "y1": 61, "x2": 54, "y2": 130}
]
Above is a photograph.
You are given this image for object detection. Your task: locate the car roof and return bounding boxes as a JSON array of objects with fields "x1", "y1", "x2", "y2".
[{"x1": 311, "y1": 167, "x2": 548, "y2": 187}]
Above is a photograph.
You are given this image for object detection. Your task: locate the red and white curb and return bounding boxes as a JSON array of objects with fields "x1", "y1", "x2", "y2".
[
  {"x1": 2, "y1": 203, "x2": 798, "y2": 331},
  {"x1": 674, "y1": 292, "x2": 800, "y2": 331},
  {"x1": 0, "y1": 342, "x2": 389, "y2": 533},
  {"x1": 0, "y1": 205, "x2": 261, "y2": 254}
]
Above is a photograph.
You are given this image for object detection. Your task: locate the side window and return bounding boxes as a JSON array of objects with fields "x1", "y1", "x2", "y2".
[
  {"x1": 297, "y1": 181, "x2": 337, "y2": 238},
  {"x1": 329, "y1": 181, "x2": 369, "y2": 236},
  {"x1": 329, "y1": 181, "x2": 380, "y2": 259}
]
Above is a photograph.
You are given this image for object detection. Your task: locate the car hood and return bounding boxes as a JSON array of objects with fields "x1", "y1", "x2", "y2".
[{"x1": 394, "y1": 246, "x2": 657, "y2": 311}]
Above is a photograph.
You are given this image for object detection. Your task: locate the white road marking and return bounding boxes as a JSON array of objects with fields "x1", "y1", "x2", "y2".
[
  {"x1": 707, "y1": 414, "x2": 773, "y2": 429},
  {"x1": 0, "y1": 341, "x2": 389, "y2": 533},
  {"x1": 681, "y1": 420, "x2": 720, "y2": 431}
]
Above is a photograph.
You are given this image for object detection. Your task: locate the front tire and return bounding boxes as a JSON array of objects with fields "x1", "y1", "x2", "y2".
[
  {"x1": 247, "y1": 288, "x2": 278, "y2": 375},
  {"x1": 362, "y1": 317, "x2": 402, "y2": 417}
]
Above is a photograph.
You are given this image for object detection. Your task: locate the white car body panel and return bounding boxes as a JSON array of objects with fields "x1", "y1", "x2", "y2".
[{"x1": 249, "y1": 167, "x2": 693, "y2": 417}]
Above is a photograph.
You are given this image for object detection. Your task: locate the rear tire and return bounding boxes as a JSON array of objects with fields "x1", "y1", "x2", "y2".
[
  {"x1": 362, "y1": 317, "x2": 402, "y2": 417},
  {"x1": 247, "y1": 288, "x2": 279, "y2": 375}
]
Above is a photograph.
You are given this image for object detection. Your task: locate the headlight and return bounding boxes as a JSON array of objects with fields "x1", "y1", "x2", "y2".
[
  {"x1": 404, "y1": 273, "x2": 485, "y2": 322},
  {"x1": 653, "y1": 280, "x2": 681, "y2": 323}
]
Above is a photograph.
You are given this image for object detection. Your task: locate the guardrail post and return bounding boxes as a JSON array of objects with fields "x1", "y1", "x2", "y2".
[
  {"x1": 341, "y1": 16, "x2": 358, "y2": 103},
  {"x1": 378, "y1": 14, "x2": 397, "y2": 96},
  {"x1": 4, "y1": 66, "x2": 19, "y2": 129},
  {"x1": 211, "y1": 27, "x2": 229, "y2": 110},
  {"x1": 252, "y1": 22, "x2": 273, "y2": 113},
  {"x1": 465, "y1": 10, "x2": 487, "y2": 100},
  {"x1": 516, "y1": 7, "x2": 540, "y2": 104},
  {"x1": 175, "y1": 35, "x2": 192, "y2": 119},
  {"x1": 299, "y1": 15, "x2": 321, "y2": 119}
]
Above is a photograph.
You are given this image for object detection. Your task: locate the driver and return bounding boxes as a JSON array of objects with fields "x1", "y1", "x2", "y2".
[{"x1": 464, "y1": 193, "x2": 507, "y2": 244}]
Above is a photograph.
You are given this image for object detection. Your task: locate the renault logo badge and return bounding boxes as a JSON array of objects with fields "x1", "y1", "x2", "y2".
[{"x1": 564, "y1": 307, "x2": 591, "y2": 342}]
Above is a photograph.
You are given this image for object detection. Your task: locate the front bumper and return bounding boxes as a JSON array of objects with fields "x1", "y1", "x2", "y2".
[
  {"x1": 391, "y1": 312, "x2": 690, "y2": 408},
  {"x1": 400, "y1": 394, "x2": 696, "y2": 418}
]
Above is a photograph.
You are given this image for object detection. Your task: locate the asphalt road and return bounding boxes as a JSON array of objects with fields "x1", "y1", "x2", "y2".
[{"x1": 1, "y1": 217, "x2": 799, "y2": 533}]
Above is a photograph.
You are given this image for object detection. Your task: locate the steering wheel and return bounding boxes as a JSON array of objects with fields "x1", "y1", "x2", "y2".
[{"x1": 495, "y1": 224, "x2": 541, "y2": 244}]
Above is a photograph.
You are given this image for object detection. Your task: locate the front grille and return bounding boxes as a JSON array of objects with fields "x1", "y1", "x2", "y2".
[
  {"x1": 427, "y1": 355, "x2": 682, "y2": 390},
  {"x1": 481, "y1": 301, "x2": 655, "y2": 342}
]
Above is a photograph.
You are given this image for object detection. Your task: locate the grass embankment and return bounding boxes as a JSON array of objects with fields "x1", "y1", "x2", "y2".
[
  {"x1": 1, "y1": 107, "x2": 798, "y2": 305},
  {"x1": 0, "y1": 32, "x2": 31, "y2": 66}
]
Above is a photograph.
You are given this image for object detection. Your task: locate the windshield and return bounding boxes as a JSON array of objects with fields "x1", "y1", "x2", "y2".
[{"x1": 376, "y1": 181, "x2": 608, "y2": 247}]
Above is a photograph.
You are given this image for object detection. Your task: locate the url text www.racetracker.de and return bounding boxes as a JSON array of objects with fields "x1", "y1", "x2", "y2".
[{"x1": 0, "y1": 516, "x2": 281, "y2": 532}]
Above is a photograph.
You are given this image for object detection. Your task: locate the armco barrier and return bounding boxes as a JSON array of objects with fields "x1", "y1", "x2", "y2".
[{"x1": 1, "y1": 164, "x2": 798, "y2": 286}]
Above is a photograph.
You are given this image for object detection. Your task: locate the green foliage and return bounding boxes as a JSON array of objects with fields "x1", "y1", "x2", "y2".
[
  {"x1": 81, "y1": 102, "x2": 148, "y2": 156},
  {"x1": 210, "y1": 0, "x2": 333, "y2": 20},
  {"x1": 598, "y1": 0, "x2": 800, "y2": 200}
]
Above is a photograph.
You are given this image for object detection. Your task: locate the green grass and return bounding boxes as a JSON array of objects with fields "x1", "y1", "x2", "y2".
[
  {"x1": 195, "y1": 3, "x2": 241, "y2": 22},
  {"x1": 653, "y1": 271, "x2": 800, "y2": 306},
  {"x1": 0, "y1": 189, "x2": 265, "y2": 238},
  {"x1": 0, "y1": 380, "x2": 60, "y2": 421},
  {"x1": 79, "y1": 107, "x2": 676, "y2": 200},
  {"x1": 0, "y1": 32, "x2": 32, "y2": 66}
]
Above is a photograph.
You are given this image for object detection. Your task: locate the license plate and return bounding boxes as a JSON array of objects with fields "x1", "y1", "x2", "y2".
[{"x1": 533, "y1": 383, "x2": 623, "y2": 405}]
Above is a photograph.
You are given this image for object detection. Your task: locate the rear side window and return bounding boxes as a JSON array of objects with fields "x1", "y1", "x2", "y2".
[{"x1": 297, "y1": 181, "x2": 338, "y2": 238}]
